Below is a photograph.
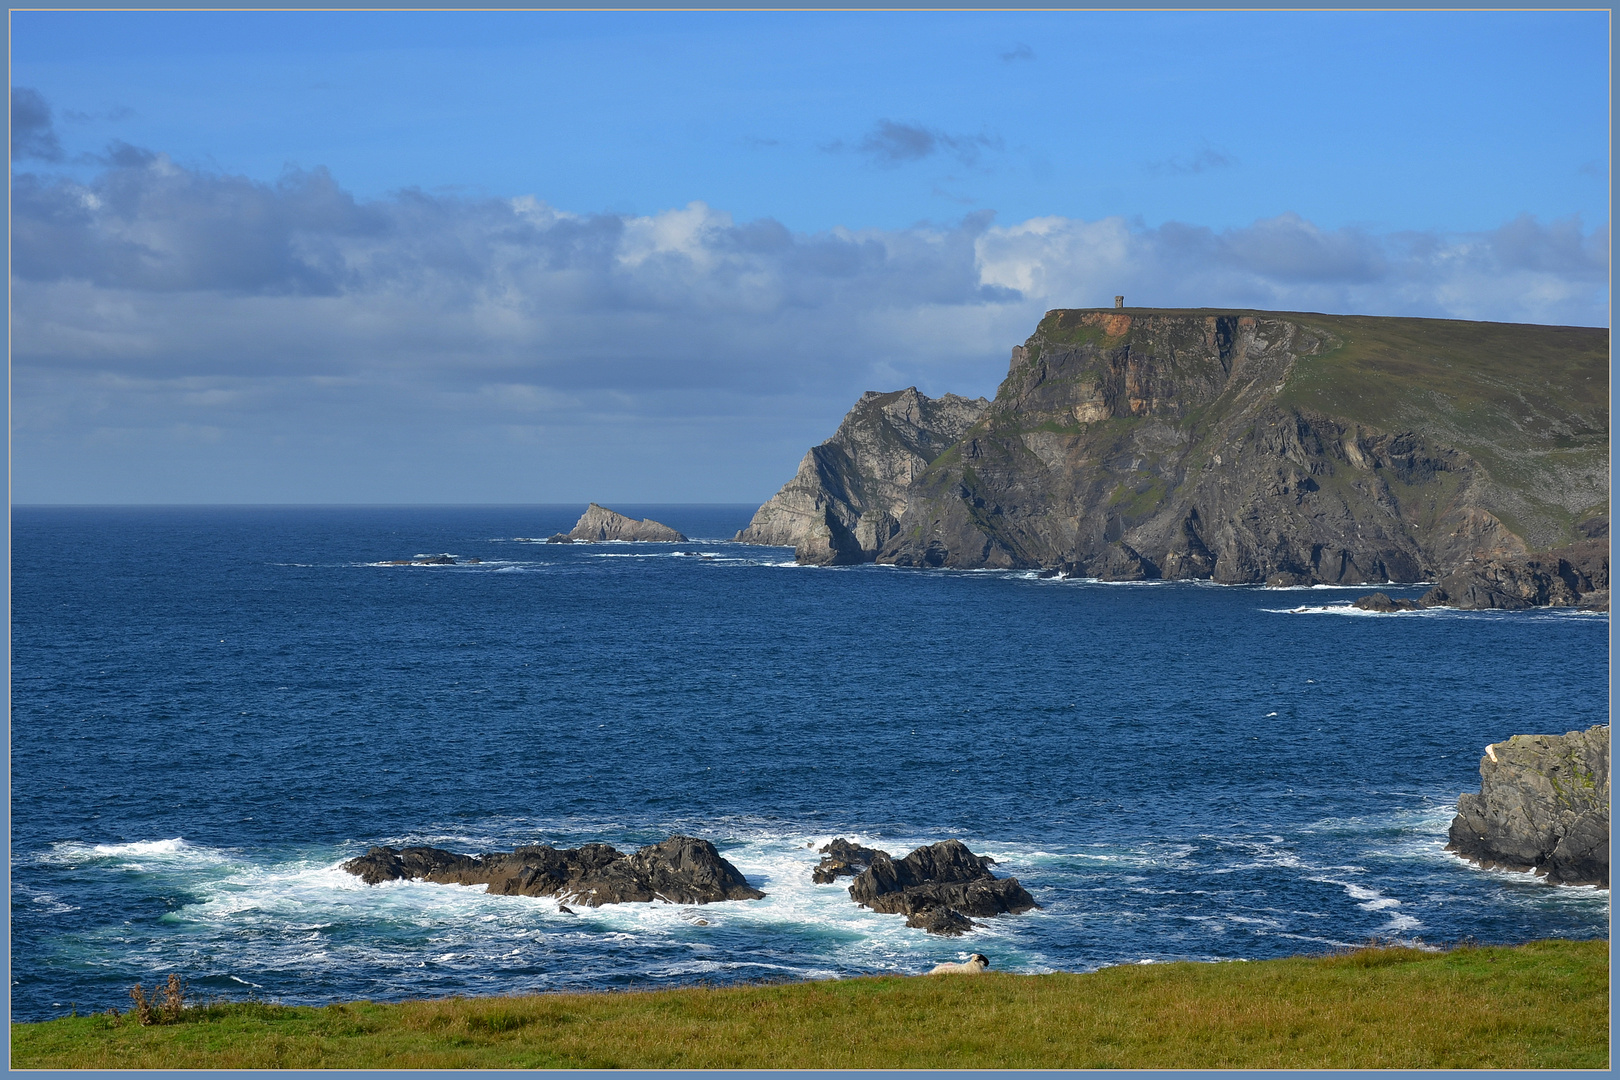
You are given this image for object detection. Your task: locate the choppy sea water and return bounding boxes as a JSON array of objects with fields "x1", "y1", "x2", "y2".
[{"x1": 10, "y1": 505, "x2": 1609, "y2": 1021}]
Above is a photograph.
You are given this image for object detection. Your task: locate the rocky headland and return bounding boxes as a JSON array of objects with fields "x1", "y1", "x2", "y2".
[
  {"x1": 817, "y1": 838, "x2": 1038, "y2": 936},
  {"x1": 745, "y1": 309, "x2": 1608, "y2": 607},
  {"x1": 559, "y1": 503, "x2": 687, "y2": 543},
  {"x1": 342, "y1": 835, "x2": 763, "y2": 906},
  {"x1": 736, "y1": 388, "x2": 990, "y2": 564},
  {"x1": 1446, "y1": 726, "x2": 1609, "y2": 887}
]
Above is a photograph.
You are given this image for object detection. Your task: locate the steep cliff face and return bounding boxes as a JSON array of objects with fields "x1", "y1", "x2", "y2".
[
  {"x1": 748, "y1": 309, "x2": 1607, "y2": 584},
  {"x1": 1447, "y1": 726, "x2": 1609, "y2": 887},
  {"x1": 735, "y1": 387, "x2": 990, "y2": 564}
]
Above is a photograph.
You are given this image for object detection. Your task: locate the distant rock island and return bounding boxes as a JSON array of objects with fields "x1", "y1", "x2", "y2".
[
  {"x1": 740, "y1": 309, "x2": 1608, "y2": 609},
  {"x1": 1447, "y1": 726, "x2": 1609, "y2": 887},
  {"x1": 343, "y1": 836, "x2": 763, "y2": 905},
  {"x1": 815, "y1": 838, "x2": 1038, "y2": 936},
  {"x1": 549, "y1": 503, "x2": 687, "y2": 543}
]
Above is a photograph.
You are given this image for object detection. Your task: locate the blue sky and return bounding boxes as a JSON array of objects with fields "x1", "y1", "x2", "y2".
[{"x1": 10, "y1": 9, "x2": 1611, "y2": 504}]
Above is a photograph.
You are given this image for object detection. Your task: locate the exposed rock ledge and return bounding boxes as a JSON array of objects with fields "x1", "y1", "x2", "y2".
[
  {"x1": 342, "y1": 835, "x2": 763, "y2": 905},
  {"x1": 817, "y1": 838, "x2": 1038, "y2": 935},
  {"x1": 1447, "y1": 726, "x2": 1609, "y2": 887},
  {"x1": 563, "y1": 503, "x2": 687, "y2": 543},
  {"x1": 1348, "y1": 537, "x2": 1609, "y2": 613},
  {"x1": 1417, "y1": 538, "x2": 1609, "y2": 612}
]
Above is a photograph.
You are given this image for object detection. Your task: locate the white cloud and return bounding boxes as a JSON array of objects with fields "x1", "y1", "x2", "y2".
[{"x1": 9, "y1": 147, "x2": 1609, "y2": 501}]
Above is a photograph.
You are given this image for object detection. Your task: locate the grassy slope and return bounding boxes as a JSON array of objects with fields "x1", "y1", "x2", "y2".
[{"x1": 12, "y1": 940, "x2": 1607, "y2": 1070}]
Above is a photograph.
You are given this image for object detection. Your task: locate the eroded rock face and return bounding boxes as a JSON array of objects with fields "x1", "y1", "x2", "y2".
[
  {"x1": 1419, "y1": 538, "x2": 1609, "y2": 611},
  {"x1": 837, "y1": 839, "x2": 1038, "y2": 936},
  {"x1": 735, "y1": 388, "x2": 990, "y2": 565},
  {"x1": 568, "y1": 504, "x2": 687, "y2": 543},
  {"x1": 342, "y1": 835, "x2": 764, "y2": 905},
  {"x1": 746, "y1": 310, "x2": 1608, "y2": 588},
  {"x1": 1446, "y1": 726, "x2": 1609, "y2": 887}
]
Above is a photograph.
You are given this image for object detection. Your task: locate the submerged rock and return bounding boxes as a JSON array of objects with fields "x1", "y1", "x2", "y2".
[
  {"x1": 568, "y1": 503, "x2": 687, "y2": 543},
  {"x1": 342, "y1": 835, "x2": 764, "y2": 905},
  {"x1": 1446, "y1": 726, "x2": 1609, "y2": 887},
  {"x1": 835, "y1": 838, "x2": 1038, "y2": 936}
]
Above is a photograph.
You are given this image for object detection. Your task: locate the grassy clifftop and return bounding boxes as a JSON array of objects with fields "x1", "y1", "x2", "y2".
[
  {"x1": 1274, "y1": 311, "x2": 1609, "y2": 547},
  {"x1": 11, "y1": 940, "x2": 1608, "y2": 1069}
]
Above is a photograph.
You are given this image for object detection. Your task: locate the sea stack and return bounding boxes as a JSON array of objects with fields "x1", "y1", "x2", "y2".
[
  {"x1": 567, "y1": 503, "x2": 687, "y2": 542},
  {"x1": 1446, "y1": 726, "x2": 1609, "y2": 887}
]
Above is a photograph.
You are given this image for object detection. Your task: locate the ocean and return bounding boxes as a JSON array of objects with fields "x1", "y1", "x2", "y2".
[{"x1": 10, "y1": 505, "x2": 1609, "y2": 1021}]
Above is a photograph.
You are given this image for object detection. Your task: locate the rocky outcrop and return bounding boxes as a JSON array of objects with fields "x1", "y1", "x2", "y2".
[
  {"x1": 811, "y1": 838, "x2": 886, "y2": 884},
  {"x1": 736, "y1": 388, "x2": 989, "y2": 565},
  {"x1": 1352, "y1": 592, "x2": 1420, "y2": 612},
  {"x1": 1419, "y1": 538, "x2": 1609, "y2": 611},
  {"x1": 568, "y1": 504, "x2": 686, "y2": 543},
  {"x1": 1447, "y1": 726, "x2": 1609, "y2": 887},
  {"x1": 836, "y1": 839, "x2": 1038, "y2": 936},
  {"x1": 748, "y1": 310, "x2": 1608, "y2": 588},
  {"x1": 342, "y1": 835, "x2": 764, "y2": 905}
]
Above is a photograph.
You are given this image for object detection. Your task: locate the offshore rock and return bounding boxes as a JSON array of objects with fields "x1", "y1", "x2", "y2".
[
  {"x1": 1446, "y1": 726, "x2": 1609, "y2": 887},
  {"x1": 845, "y1": 839, "x2": 1038, "y2": 936},
  {"x1": 568, "y1": 503, "x2": 687, "y2": 543},
  {"x1": 736, "y1": 388, "x2": 990, "y2": 565},
  {"x1": 812, "y1": 838, "x2": 887, "y2": 884},
  {"x1": 1418, "y1": 537, "x2": 1609, "y2": 611},
  {"x1": 342, "y1": 835, "x2": 764, "y2": 905},
  {"x1": 750, "y1": 310, "x2": 1608, "y2": 587},
  {"x1": 1352, "y1": 592, "x2": 1420, "y2": 612}
]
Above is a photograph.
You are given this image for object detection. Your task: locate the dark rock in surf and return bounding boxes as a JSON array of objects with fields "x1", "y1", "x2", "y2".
[
  {"x1": 1446, "y1": 726, "x2": 1609, "y2": 887},
  {"x1": 842, "y1": 839, "x2": 1038, "y2": 936},
  {"x1": 812, "y1": 838, "x2": 886, "y2": 883},
  {"x1": 342, "y1": 835, "x2": 764, "y2": 906},
  {"x1": 1352, "y1": 592, "x2": 1419, "y2": 612},
  {"x1": 545, "y1": 533, "x2": 574, "y2": 544}
]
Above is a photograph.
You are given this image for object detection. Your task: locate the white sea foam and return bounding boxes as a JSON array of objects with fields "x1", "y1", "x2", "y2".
[{"x1": 39, "y1": 837, "x2": 235, "y2": 870}]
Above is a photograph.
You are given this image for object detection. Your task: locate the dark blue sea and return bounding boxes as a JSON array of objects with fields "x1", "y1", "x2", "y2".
[{"x1": 10, "y1": 505, "x2": 1610, "y2": 1021}]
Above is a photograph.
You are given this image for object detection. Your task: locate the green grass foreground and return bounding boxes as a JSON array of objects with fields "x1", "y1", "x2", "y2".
[{"x1": 11, "y1": 940, "x2": 1608, "y2": 1070}]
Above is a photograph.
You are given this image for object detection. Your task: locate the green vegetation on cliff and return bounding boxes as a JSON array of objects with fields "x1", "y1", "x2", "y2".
[{"x1": 11, "y1": 940, "x2": 1607, "y2": 1069}]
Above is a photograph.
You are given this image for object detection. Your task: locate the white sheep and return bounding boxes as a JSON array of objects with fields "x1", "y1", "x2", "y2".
[{"x1": 928, "y1": 953, "x2": 990, "y2": 975}]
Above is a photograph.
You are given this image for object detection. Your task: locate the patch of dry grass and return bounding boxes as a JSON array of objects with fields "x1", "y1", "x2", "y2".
[{"x1": 11, "y1": 939, "x2": 1607, "y2": 1069}]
